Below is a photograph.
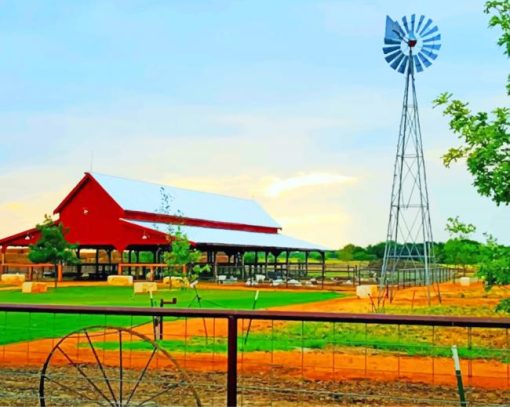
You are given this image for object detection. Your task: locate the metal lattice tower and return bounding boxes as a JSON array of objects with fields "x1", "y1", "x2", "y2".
[{"x1": 379, "y1": 15, "x2": 441, "y2": 303}]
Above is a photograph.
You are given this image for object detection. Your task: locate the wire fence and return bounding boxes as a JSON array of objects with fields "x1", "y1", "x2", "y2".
[
  {"x1": 0, "y1": 304, "x2": 509, "y2": 406},
  {"x1": 1, "y1": 262, "x2": 459, "y2": 291}
]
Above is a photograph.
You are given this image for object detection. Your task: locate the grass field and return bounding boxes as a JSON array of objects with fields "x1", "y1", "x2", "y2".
[
  {"x1": 0, "y1": 286, "x2": 343, "y2": 345},
  {"x1": 0, "y1": 286, "x2": 341, "y2": 308}
]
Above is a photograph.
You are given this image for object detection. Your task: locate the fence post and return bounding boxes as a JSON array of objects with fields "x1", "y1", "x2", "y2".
[
  {"x1": 227, "y1": 315, "x2": 238, "y2": 407},
  {"x1": 57, "y1": 264, "x2": 63, "y2": 282}
]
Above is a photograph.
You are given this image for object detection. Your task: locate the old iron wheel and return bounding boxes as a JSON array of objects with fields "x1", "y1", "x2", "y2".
[{"x1": 39, "y1": 325, "x2": 201, "y2": 406}]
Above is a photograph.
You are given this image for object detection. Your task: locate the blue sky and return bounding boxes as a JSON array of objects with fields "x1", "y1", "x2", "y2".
[{"x1": 0, "y1": 0, "x2": 508, "y2": 248}]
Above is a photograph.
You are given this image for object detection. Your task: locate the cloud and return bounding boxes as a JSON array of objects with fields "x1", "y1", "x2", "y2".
[{"x1": 265, "y1": 172, "x2": 356, "y2": 197}]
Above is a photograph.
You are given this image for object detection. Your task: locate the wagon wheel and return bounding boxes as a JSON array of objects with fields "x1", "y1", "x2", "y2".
[{"x1": 39, "y1": 326, "x2": 201, "y2": 406}]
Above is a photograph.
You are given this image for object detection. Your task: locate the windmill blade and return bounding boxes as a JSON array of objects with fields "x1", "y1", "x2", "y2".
[
  {"x1": 422, "y1": 43, "x2": 441, "y2": 51},
  {"x1": 413, "y1": 55, "x2": 424, "y2": 73},
  {"x1": 397, "y1": 56, "x2": 409, "y2": 74},
  {"x1": 384, "y1": 38, "x2": 401, "y2": 45},
  {"x1": 418, "y1": 52, "x2": 432, "y2": 68},
  {"x1": 390, "y1": 52, "x2": 405, "y2": 70},
  {"x1": 423, "y1": 34, "x2": 441, "y2": 43},
  {"x1": 416, "y1": 15, "x2": 425, "y2": 33},
  {"x1": 402, "y1": 16, "x2": 410, "y2": 34},
  {"x1": 422, "y1": 25, "x2": 439, "y2": 37},
  {"x1": 410, "y1": 14, "x2": 416, "y2": 33},
  {"x1": 419, "y1": 18, "x2": 433, "y2": 35},
  {"x1": 421, "y1": 49, "x2": 438, "y2": 60},
  {"x1": 383, "y1": 45, "x2": 401, "y2": 54},
  {"x1": 385, "y1": 49, "x2": 403, "y2": 64}
]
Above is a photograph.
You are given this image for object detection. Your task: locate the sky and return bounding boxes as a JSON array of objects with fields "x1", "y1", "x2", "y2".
[{"x1": 0, "y1": 0, "x2": 508, "y2": 249}]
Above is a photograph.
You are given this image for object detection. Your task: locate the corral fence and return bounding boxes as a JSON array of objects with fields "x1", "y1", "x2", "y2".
[
  {"x1": 205, "y1": 264, "x2": 457, "y2": 289},
  {"x1": 0, "y1": 304, "x2": 509, "y2": 406},
  {"x1": 1, "y1": 262, "x2": 460, "y2": 290}
]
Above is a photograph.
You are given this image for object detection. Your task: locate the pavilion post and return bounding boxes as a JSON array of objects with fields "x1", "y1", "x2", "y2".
[
  {"x1": 320, "y1": 251, "x2": 325, "y2": 289},
  {"x1": 213, "y1": 251, "x2": 218, "y2": 280},
  {"x1": 239, "y1": 252, "x2": 245, "y2": 280},
  {"x1": 107, "y1": 249, "x2": 112, "y2": 273},
  {"x1": 95, "y1": 249, "x2": 100, "y2": 276},
  {"x1": 264, "y1": 251, "x2": 268, "y2": 278},
  {"x1": 117, "y1": 249, "x2": 124, "y2": 275},
  {"x1": 76, "y1": 248, "x2": 81, "y2": 279},
  {"x1": 274, "y1": 251, "x2": 279, "y2": 280},
  {"x1": 128, "y1": 250, "x2": 132, "y2": 275},
  {"x1": 305, "y1": 251, "x2": 309, "y2": 276},
  {"x1": 1, "y1": 250, "x2": 5, "y2": 275},
  {"x1": 285, "y1": 250, "x2": 290, "y2": 287},
  {"x1": 135, "y1": 250, "x2": 141, "y2": 279}
]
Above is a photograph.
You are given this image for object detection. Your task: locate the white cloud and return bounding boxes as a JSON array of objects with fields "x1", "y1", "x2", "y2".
[{"x1": 265, "y1": 172, "x2": 356, "y2": 197}]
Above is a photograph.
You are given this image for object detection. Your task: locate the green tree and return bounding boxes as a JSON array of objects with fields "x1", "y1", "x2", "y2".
[
  {"x1": 157, "y1": 188, "x2": 209, "y2": 283},
  {"x1": 337, "y1": 244, "x2": 376, "y2": 261},
  {"x1": 434, "y1": 1, "x2": 510, "y2": 205},
  {"x1": 442, "y1": 217, "x2": 481, "y2": 268},
  {"x1": 445, "y1": 216, "x2": 477, "y2": 239},
  {"x1": 28, "y1": 215, "x2": 79, "y2": 287},
  {"x1": 434, "y1": 1, "x2": 510, "y2": 311},
  {"x1": 163, "y1": 230, "x2": 206, "y2": 280},
  {"x1": 366, "y1": 242, "x2": 387, "y2": 259},
  {"x1": 478, "y1": 235, "x2": 510, "y2": 289},
  {"x1": 442, "y1": 239, "x2": 481, "y2": 268}
]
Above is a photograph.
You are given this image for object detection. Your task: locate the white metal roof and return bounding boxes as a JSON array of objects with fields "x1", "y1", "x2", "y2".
[
  {"x1": 125, "y1": 220, "x2": 329, "y2": 251},
  {"x1": 92, "y1": 173, "x2": 280, "y2": 229}
]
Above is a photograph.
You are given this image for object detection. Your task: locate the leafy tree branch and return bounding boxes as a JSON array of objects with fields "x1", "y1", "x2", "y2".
[{"x1": 433, "y1": 0, "x2": 510, "y2": 205}]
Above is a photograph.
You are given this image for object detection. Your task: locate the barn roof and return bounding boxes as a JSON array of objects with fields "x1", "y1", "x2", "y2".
[
  {"x1": 125, "y1": 220, "x2": 329, "y2": 251},
  {"x1": 90, "y1": 173, "x2": 281, "y2": 229}
]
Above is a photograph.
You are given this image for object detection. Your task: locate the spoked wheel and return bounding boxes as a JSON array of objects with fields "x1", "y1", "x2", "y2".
[{"x1": 39, "y1": 326, "x2": 201, "y2": 406}]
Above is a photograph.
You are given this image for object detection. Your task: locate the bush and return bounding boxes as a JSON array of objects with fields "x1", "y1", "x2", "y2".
[{"x1": 496, "y1": 298, "x2": 510, "y2": 313}]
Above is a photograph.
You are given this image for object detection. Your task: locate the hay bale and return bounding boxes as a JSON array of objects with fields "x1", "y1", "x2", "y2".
[
  {"x1": 1, "y1": 273, "x2": 26, "y2": 285},
  {"x1": 356, "y1": 284, "x2": 378, "y2": 299},
  {"x1": 21, "y1": 282, "x2": 47, "y2": 294},
  {"x1": 163, "y1": 276, "x2": 189, "y2": 288},
  {"x1": 133, "y1": 282, "x2": 158, "y2": 294},
  {"x1": 107, "y1": 275, "x2": 133, "y2": 286}
]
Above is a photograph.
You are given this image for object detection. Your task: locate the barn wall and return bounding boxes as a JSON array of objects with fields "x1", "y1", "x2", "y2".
[{"x1": 58, "y1": 177, "x2": 125, "y2": 248}]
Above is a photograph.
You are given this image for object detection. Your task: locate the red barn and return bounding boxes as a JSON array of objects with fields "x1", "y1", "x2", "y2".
[{"x1": 0, "y1": 172, "x2": 327, "y2": 280}]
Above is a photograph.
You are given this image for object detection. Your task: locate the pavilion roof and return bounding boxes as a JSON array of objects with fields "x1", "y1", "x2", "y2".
[{"x1": 124, "y1": 220, "x2": 329, "y2": 251}]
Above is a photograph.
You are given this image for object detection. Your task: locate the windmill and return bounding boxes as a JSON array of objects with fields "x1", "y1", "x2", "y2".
[{"x1": 379, "y1": 15, "x2": 441, "y2": 305}]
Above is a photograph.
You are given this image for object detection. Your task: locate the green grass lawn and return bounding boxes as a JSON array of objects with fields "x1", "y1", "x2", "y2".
[{"x1": 0, "y1": 286, "x2": 343, "y2": 345}]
